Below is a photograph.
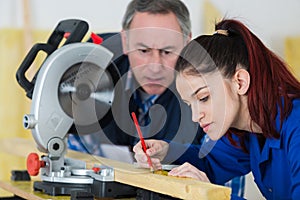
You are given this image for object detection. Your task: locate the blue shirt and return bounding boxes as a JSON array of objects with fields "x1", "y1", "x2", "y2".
[{"x1": 173, "y1": 99, "x2": 300, "y2": 199}]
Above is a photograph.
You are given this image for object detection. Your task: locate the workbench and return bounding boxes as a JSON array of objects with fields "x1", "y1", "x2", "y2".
[{"x1": 0, "y1": 138, "x2": 231, "y2": 199}]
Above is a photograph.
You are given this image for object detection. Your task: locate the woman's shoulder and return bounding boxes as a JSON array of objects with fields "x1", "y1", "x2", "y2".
[
  {"x1": 288, "y1": 98, "x2": 300, "y2": 119},
  {"x1": 279, "y1": 98, "x2": 300, "y2": 141}
]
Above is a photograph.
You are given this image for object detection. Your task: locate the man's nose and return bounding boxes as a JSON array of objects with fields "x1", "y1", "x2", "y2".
[{"x1": 149, "y1": 50, "x2": 163, "y2": 73}]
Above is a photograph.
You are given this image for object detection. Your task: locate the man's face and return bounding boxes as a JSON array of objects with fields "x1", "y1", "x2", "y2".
[{"x1": 122, "y1": 12, "x2": 189, "y2": 95}]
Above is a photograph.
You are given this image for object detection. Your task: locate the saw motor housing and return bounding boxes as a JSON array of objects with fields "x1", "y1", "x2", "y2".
[{"x1": 15, "y1": 19, "x2": 136, "y2": 198}]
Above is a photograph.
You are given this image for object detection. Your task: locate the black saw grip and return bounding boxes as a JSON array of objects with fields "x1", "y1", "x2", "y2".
[{"x1": 16, "y1": 19, "x2": 89, "y2": 99}]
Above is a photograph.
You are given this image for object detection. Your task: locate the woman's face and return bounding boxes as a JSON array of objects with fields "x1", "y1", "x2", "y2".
[{"x1": 176, "y1": 71, "x2": 241, "y2": 140}]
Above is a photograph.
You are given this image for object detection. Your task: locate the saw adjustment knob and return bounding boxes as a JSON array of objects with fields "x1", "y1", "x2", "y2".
[{"x1": 27, "y1": 153, "x2": 45, "y2": 176}]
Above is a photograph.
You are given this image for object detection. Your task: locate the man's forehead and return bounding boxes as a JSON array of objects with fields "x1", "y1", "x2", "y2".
[{"x1": 126, "y1": 28, "x2": 184, "y2": 48}]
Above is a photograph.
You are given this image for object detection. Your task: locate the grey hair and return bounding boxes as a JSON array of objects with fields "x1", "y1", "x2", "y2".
[{"x1": 122, "y1": 0, "x2": 191, "y2": 38}]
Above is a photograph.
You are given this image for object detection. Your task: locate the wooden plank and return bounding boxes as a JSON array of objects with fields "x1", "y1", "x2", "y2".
[
  {"x1": 68, "y1": 151, "x2": 231, "y2": 199},
  {"x1": 0, "y1": 138, "x2": 231, "y2": 199},
  {"x1": 0, "y1": 180, "x2": 70, "y2": 200}
]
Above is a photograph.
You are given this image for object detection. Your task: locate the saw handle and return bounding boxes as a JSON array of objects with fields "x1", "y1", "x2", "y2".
[
  {"x1": 16, "y1": 43, "x2": 55, "y2": 99},
  {"x1": 16, "y1": 19, "x2": 89, "y2": 99},
  {"x1": 48, "y1": 19, "x2": 89, "y2": 46}
]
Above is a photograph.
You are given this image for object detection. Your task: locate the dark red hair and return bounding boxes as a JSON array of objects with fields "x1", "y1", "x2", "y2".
[{"x1": 175, "y1": 19, "x2": 300, "y2": 152}]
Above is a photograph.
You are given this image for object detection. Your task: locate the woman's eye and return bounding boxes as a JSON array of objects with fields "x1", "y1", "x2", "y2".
[{"x1": 199, "y1": 96, "x2": 209, "y2": 102}]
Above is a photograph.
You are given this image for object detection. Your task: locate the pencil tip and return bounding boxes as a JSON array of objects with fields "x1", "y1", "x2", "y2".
[{"x1": 150, "y1": 167, "x2": 154, "y2": 173}]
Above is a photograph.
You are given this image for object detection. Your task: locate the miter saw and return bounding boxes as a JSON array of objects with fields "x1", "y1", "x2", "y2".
[{"x1": 15, "y1": 19, "x2": 136, "y2": 198}]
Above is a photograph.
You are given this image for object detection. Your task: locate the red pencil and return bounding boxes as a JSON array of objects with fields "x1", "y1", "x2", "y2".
[{"x1": 131, "y1": 112, "x2": 154, "y2": 172}]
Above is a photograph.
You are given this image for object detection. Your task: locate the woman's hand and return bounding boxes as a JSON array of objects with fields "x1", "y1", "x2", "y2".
[
  {"x1": 168, "y1": 162, "x2": 210, "y2": 182},
  {"x1": 133, "y1": 139, "x2": 169, "y2": 170}
]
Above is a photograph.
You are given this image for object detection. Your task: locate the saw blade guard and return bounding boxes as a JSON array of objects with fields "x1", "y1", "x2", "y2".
[{"x1": 24, "y1": 42, "x2": 117, "y2": 155}]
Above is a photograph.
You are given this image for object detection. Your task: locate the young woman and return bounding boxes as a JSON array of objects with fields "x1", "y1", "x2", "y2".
[{"x1": 133, "y1": 19, "x2": 300, "y2": 199}]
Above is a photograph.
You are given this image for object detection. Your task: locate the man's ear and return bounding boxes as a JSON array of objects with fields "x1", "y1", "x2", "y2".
[
  {"x1": 121, "y1": 29, "x2": 128, "y2": 55},
  {"x1": 234, "y1": 68, "x2": 250, "y2": 95},
  {"x1": 187, "y1": 33, "x2": 192, "y2": 43},
  {"x1": 184, "y1": 33, "x2": 192, "y2": 46}
]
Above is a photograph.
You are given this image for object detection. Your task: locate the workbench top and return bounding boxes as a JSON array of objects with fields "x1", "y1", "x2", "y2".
[{"x1": 0, "y1": 138, "x2": 231, "y2": 200}]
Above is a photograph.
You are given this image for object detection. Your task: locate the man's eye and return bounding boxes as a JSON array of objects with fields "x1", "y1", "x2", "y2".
[
  {"x1": 199, "y1": 96, "x2": 209, "y2": 102},
  {"x1": 138, "y1": 49, "x2": 150, "y2": 53},
  {"x1": 160, "y1": 50, "x2": 171, "y2": 55}
]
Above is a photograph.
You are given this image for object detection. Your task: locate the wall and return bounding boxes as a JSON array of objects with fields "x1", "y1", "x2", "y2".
[{"x1": 2, "y1": 0, "x2": 300, "y2": 56}]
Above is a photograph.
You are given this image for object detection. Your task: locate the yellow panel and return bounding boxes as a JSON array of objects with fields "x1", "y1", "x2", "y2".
[
  {"x1": 0, "y1": 29, "x2": 29, "y2": 139},
  {"x1": 285, "y1": 36, "x2": 300, "y2": 80},
  {"x1": 0, "y1": 28, "x2": 49, "y2": 183},
  {"x1": 203, "y1": 0, "x2": 223, "y2": 34},
  {"x1": 0, "y1": 29, "x2": 50, "y2": 140}
]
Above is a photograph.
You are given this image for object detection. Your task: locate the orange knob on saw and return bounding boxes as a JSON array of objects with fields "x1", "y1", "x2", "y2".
[{"x1": 27, "y1": 153, "x2": 45, "y2": 176}]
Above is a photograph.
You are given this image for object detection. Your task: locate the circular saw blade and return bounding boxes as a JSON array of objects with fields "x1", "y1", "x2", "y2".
[{"x1": 58, "y1": 61, "x2": 114, "y2": 131}]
